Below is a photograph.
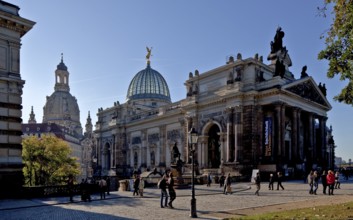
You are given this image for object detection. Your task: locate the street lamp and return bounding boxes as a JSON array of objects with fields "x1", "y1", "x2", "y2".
[{"x1": 188, "y1": 127, "x2": 198, "y2": 218}]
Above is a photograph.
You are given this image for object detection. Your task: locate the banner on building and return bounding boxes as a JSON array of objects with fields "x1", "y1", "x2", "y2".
[{"x1": 264, "y1": 117, "x2": 272, "y2": 157}]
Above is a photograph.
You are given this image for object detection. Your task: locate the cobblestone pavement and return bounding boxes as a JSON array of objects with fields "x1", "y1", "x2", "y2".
[{"x1": 0, "y1": 178, "x2": 352, "y2": 220}]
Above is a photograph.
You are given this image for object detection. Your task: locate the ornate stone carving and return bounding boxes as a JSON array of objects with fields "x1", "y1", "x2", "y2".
[
  {"x1": 148, "y1": 133, "x2": 159, "y2": 144},
  {"x1": 167, "y1": 129, "x2": 181, "y2": 141},
  {"x1": 286, "y1": 81, "x2": 326, "y2": 106}
]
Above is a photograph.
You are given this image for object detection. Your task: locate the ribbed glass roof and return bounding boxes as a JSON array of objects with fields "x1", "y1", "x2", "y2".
[{"x1": 126, "y1": 63, "x2": 171, "y2": 102}]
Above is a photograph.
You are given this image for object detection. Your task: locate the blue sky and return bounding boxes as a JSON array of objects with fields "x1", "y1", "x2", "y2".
[{"x1": 9, "y1": 0, "x2": 353, "y2": 162}]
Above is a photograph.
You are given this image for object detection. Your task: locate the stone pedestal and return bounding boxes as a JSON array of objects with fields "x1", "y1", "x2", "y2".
[{"x1": 170, "y1": 163, "x2": 189, "y2": 189}]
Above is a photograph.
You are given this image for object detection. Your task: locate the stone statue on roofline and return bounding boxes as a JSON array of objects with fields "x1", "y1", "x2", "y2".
[
  {"x1": 300, "y1": 65, "x2": 309, "y2": 78},
  {"x1": 267, "y1": 27, "x2": 292, "y2": 75}
]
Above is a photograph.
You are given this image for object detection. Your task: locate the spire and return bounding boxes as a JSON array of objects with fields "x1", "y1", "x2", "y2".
[
  {"x1": 85, "y1": 111, "x2": 93, "y2": 134},
  {"x1": 28, "y1": 106, "x2": 37, "y2": 124}
]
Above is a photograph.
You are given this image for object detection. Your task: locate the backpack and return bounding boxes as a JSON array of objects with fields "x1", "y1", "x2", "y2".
[
  {"x1": 157, "y1": 178, "x2": 165, "y2": 189},
  {"x1": 157, "y1": 179, "x2": 162, "y2": 188}
]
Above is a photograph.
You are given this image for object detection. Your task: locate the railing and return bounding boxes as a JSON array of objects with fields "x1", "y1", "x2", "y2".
[{"x1": 21, "y1": 184, "x2": 100, "y2": 199}]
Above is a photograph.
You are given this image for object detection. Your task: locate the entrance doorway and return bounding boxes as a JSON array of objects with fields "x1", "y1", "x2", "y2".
[{"x1": 208, "y1": 124, "x2": 220, "y2": 168}]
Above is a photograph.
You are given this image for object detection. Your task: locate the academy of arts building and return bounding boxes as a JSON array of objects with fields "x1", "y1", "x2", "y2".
[{"x1": 94, "y1": 28, "x2": 332, "y2": 178}]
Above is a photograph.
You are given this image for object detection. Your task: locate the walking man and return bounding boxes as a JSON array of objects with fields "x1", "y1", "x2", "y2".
[
  {"x1": 159, "y1": 174, "x2": 169, "y2": 208},
  {"x1": 67, "y1": 174, "x2": 74, "y2": 202},
  {"x1": 254, "y1": 172, "x2": 261, "y2": 196},
  {"x1": 133, "y1": 175, "x2": 140, "y2": 196},
  {"x1": 99, "y1": 177, "x2": 107, "y2": 199},
  {"x1": 268, "y1": 173, "x2": 274, "y2": 190},
  {"x1": 277, "y1": 172, "x2": 284, "y2": 190},
  {"x1": 321, "y1": 170, "x2": 327, "y2": 194}
]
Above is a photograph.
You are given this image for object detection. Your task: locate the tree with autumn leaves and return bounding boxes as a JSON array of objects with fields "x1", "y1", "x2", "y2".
[
  {"x1": 22, "y1": 134, "x2": 80, "y2": 186},
  {"x1": 318, "y1": 0, "x2": 353, "y2": 105}
]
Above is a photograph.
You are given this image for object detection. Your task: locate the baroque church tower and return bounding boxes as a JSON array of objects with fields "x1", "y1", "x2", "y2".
[
  {"x1": 28, "y1": 106, "x2": 37, "y2": 124},
  {"x1": 42, "y1": 54, "x2": 83, "y2": 138}
]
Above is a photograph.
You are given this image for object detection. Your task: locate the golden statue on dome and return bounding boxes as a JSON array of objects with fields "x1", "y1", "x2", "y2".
[{"x1": 146, "y1": 46, "x2": 152, "y2": 63}]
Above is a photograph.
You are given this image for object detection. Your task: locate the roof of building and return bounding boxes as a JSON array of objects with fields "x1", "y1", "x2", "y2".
[{"x1": 126, "y1": 63, "x2": 171, "y2": 102}]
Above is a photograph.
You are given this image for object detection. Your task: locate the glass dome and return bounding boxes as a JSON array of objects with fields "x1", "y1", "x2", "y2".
[{"x1": 126, "y1": 63, "x2": 171, "y2": 102}]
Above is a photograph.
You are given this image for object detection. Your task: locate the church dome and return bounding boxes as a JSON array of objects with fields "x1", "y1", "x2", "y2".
[
  {"x1": 43, "y1": 91, "x2": 82, "y2": 136},
  {"x1": 42, "y1": 55, "x2": 83, "y2": 137},
  {"x1": 126, "y1": 63, "x2": 171, "y2": 102}
]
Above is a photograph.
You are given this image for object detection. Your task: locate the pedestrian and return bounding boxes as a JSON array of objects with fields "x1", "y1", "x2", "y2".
[
  {"x1": 139, "y1": 176, "x2": 145, "y2": 197},
  {"x1": 167, "y1": 172, "x2": 176, "y2": 208},
  {"x1": 313, "y1": 171, "x2": 319, "y2": 195},
  {"x1": 268, "y1": 173, "x2": 274, "y2": 190},
  {"x1": 254, "y1": 172, "x2": 261, "y2": 196},
  {"x1": 106, "y1": 176, "x2": 111, "y2": 195},
  {"x1": 67, "y1": 174, "x2": 74, "y2": 202},
  {"x1": 321, "y1": 170, "x2": 327, "y2": 194},
  {"x1": 133, "y1": 175, "x2": 140, "y2": 196},
  {"x1": 327, "y1": 170, "x2": 335, "y2": 195},
  {"x1": 223, "y1": 173, "x2": 232, "y2": 195},
  {"x1": 334, "y1": 171, "x2": 341, "y2": 189},
  {"x1": 276, "y1": 172, "x2": 284, "y2": 190},
  {"x1": 307, "y1": 170, "x2": 314, "y2": 194},
  {"x1": 219, "y1": 173, "x2": 225, "y2": 188},
  {"x1": 206, "y1": 173, "x2": 212, "y2": 187},
  {"x1": 99, "y1": 177, "x2": 107, "y2": 199},
  {"x1": 159, "y1": 174, "x2": 169, "y2": 208}
]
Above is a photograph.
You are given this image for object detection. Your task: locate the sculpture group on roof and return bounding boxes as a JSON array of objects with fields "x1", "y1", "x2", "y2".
[{"x1": 268, "y1": 27, "x2": 292, "y2": 78}]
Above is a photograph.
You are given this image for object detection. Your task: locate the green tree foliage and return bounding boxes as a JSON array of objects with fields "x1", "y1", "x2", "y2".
[
  {"x1": 22, "y1": 134, "x2": 80, "y2": 186},
  {"x1": 318, "y1": 0, "x2": 353, "y2": 105}
]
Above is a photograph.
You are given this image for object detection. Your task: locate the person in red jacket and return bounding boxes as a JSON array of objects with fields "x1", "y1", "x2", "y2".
[{"x1": 326, "y1": 170, "x2": 335, "y2": 195}]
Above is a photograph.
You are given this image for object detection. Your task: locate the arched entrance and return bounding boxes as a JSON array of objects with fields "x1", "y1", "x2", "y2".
[{"x1": 208, "y1": 124, "x2": 221, "y2": 168}]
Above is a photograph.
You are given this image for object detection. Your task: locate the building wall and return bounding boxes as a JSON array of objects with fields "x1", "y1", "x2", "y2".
[
  {"x1": 95, "y1": 54, "x2": 331, "y2": 179},
  {"x1": 0, "y1": 1, "x2": 35, "y2": 197}
]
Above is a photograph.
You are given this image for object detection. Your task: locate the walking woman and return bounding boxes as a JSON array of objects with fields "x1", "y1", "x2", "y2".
[
  {"x1": 307, "y1": 171, "x2": 314, "y2": 194},
  {"x1": 168, "y1": 172, "x2": 176, "y2": 208},
  {"x1": 223, "y1": 173, "x2": 232, "y2": 195},
  {"x1": 327, "y1": 170, "x2": 335, "y2": 195}
]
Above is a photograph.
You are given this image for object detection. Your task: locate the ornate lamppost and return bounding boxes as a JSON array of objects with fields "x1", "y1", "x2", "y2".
[{"x1": 188, "y1": 127, "x2": 198, "y2": 218}]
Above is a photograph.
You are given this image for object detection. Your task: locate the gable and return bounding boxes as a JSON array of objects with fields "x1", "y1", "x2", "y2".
[{"x1": 283, "y1": 77, "x2": 331, "y2": 109}]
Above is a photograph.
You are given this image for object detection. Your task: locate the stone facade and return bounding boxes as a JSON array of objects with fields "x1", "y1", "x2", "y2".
[
  {"x1": 0, "y1": 1, "x2": 35, "y2": 197},
  {"x1": 94, "y1": 29, "x2": 331, "y2": 179}
]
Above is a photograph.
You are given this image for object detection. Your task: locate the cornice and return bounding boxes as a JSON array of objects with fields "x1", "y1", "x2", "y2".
[{"x1": 0, "y1": 12, "x2": 35, "y2": 37}]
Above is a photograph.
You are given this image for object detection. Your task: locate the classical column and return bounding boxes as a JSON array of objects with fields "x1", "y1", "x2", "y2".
[
  {"x1": 281, "y1": 105, "x2": 286, "y2": 158},
  {"x1": 319, "y1": 116, "x2": 328, "y2": 162},
  {"x1": 185, "y1": 116, "x2": 193, "y2": 163},
  {"x1": 275, "y1": 103, "x2": 285, "y2": 156},
  {"x1": 291, "y1": 108, "x2": 299, "y2": 162},
  {"x1": 226, "y1": 107, "x2": 234, "y2": 162},
  {"x1": 308, "y1": 113, "x2": 314, "y2": 161},
  {"x1": 196, "y1": 136, "x2": 203, "y2": 168},
  {"x1": 218, "y1": 132, "x2": 227, "y2": 167},
  {"x1": 234, "y1": 106, "x2": 242, "y2": 162},
  {"x1": 257, "y1": 106, "x2": 264, "y2": 159},
  {"x1": 159, "y1": 126, "x2": 166, "y2": 165}
]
